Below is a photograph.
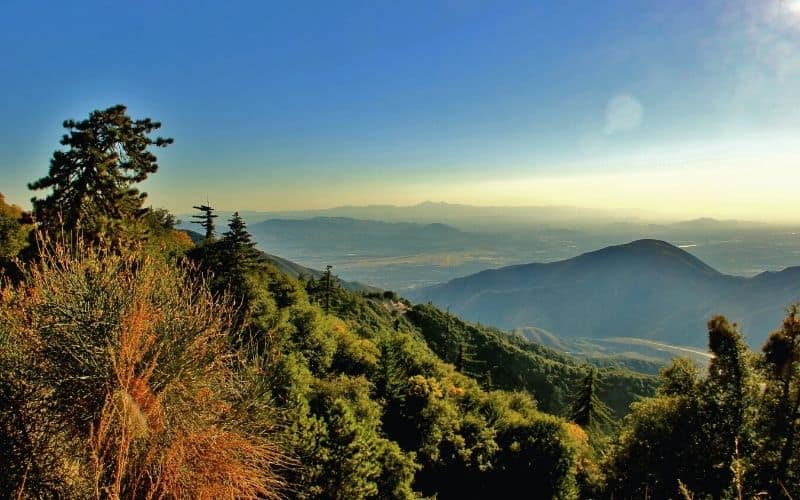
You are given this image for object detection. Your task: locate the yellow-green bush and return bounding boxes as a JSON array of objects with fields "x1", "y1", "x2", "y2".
[{"x1": 0, "y1": 241, "x2": 286, "y2": 498}]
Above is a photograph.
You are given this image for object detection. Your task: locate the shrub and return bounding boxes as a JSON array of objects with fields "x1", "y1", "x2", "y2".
[{"x1": 0, "y1": 240, "x2": 286, "y2": 498}]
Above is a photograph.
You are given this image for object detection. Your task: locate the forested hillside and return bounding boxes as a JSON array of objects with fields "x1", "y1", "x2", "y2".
[{"x1": 2, "y1": 106, "x2": 800, "y2": 499}]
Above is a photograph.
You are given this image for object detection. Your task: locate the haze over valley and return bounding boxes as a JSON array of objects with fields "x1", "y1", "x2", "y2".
[{"x1": 190, "y1": 203, "x2": 800, "y2": 292}]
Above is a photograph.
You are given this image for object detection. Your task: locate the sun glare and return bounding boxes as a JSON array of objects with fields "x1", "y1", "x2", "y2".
[{"x1": 785, "y1": 0, "x2": 800, "y2": 20}]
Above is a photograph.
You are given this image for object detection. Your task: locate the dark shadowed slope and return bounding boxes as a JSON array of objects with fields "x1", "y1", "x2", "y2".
[{"x1": 408, "y1": 239, "x2": 800, "y2": 346}]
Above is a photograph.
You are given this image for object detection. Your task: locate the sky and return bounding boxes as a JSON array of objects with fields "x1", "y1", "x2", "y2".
[{"x1": 1, "y1": 0, "x2": 800, "y2": 222}]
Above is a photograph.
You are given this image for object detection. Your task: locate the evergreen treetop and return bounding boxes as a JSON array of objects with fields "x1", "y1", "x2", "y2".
[
  {"x1": 570, "y1": 366, "x2": 615, "y2": 431},
  {"x1": 322, "y1": 265, "x2": 335, "y2": 313},
  {"x1": 191, "y1": 203, "x2": 218, "y2": 240},
  {"x1": 28, "y1": 105, "x2": 172, "y2": 242},
  {"x1": 222, "y1": 212, "x2": 263, "y2": 264}
]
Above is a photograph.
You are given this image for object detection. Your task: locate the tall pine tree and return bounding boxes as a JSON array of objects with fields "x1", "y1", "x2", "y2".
[
  {"x1": 569, "y1": 366, "x2": 615, "y2": 432},
  {"x1": 191, "y1": 203, "x2": 218, "y2": 241},
  {"x1": 188, "y1": 211, "x2": 266, "y2": 300},
  {"x1": 29, "y1": 105, "x2": 172, "y2": 244},
  {"x1": 757, "y1": 306, "x2": 800, "y2": 497},
  {"x1": 321, "y1": 265, "x2": 336, "y2": 313},
  {"x1": 221, "y1": 212, "x2": 265, "y2": 275},
  {"x1": 702, "y1": 316, "x2": 751, "y2": 495}
]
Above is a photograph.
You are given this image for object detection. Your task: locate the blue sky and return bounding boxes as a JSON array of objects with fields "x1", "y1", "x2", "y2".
[{"x1": 2, "y1": 1, "x2": 800, "y2": 220}]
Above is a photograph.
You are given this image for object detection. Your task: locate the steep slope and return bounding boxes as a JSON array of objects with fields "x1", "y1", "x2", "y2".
[
  {"x1": 316, "y1": 280, "x2": 655, "y2": 419},
  {"x1": 249, "y1": 255, "x2": 655, "y2": 497},
  {"x1": 409, "y1": 239, "x2": 800, "y2": 346},
  {"x1": 400, "y1": 303, "x2": 656, "y2": 417}
]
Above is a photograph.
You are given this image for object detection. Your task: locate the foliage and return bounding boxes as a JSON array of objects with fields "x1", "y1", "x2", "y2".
[
  {"x1": 374, "y1": 329, "x2": 585, "y2": 498},
  {"x1": 605, "y1": 393, "x2": 702, "y2": 499},
  {"x1": 569, "y1": 367, "x2": 616, "y2": 433},
  {"x1": 28, "y1": 105, "x2": 172, "y2": 246},
  {"x1": 752, "y1": 305, "x2": 800, "y2": 497},
  {"x1": 0, "y1": 241, "x2": 286, "y2": 498},
  {"x1": 189, "y1": 212, "x2": 267, "y2": 293},
  {"x1": 0, "y1": 193, "x2": 31, "y2": 261},
  {"x1": 405, "y1": 303, "x2": 656, "y2": 417},
  {"x1": 605, "y1": 312, "x2": 800, "y2": 499},
  {"x1": 140, "y1": 207, "x2": 194, "y2": 260},
  {"x1": 188, "y1": 242, "x2": 594, "y2": 498}
]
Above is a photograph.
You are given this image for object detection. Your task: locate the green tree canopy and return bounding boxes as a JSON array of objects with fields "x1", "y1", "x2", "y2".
[{"x1": 29, "y1": 104, "x2": 172, "y2": 244}]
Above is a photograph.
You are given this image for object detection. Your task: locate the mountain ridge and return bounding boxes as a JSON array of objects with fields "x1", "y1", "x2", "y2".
[
  {"x1": 178, "y1": 202, "x2": 777, "y2": 228},
  {"x1": 409, "y1": 239, "x2": 800, "y2": 347}
]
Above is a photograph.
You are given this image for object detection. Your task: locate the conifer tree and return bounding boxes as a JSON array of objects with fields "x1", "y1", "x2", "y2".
[
  {"x1": 189, "y1": 211, "x2": 267, "y2": 303},
  {"x1": 570, "y1": 366, "x2": 614, "y2": 431},
  {"x1": 454, "y1": 340, "x2": 484, "y2": 380},
  {"x1": 206, "y1": 211, "x2": 268, "y2": 304},
  {"x1": 377, "y1": 340, "x2": 411, "y2": 447},
  {"x1": 379, "y1": 341, "x2": 409, "y2": 407},
  {"x1": 191, "y1": 203, "x2": 218, "y2": 240},
  {"x1": 305, "y1": 276, "x2": 318, "y2": 298},
  {"x1": 702, "y1": 316, "x2": 751, "y2": 495},
  {"x1": 758, "y1": 306, "x2": 800, "y2": 497},
  {"x1": 221, "y1": 212, "x2": 265, "y2": 274},
  {"x1": 28, "y1": 105, "x2": 172, "y2": 243},
  {"x1": 321, "y1": 265, "x2": 336, "y2": 313}
]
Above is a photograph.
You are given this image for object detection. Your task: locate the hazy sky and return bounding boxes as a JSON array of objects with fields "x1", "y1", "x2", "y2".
[{"x1": 2, "y1": 0, "x2": 800, "y2": 221}]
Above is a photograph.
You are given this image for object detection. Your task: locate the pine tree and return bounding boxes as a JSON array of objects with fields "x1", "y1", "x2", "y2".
[
  {"x1": 758, "y1": 306, "x2": 800, "y2": 497},
  {"x1": 321, "y1": 265, "x2": 336, "y2": 313},
  {"x1": 189, "y1": 211, "x2": 267, "y2": 302},
  {"x1": 570, "y1": 367, "x2": 615, "y2": 431},
  {"x1": 191, "y1": 203, "x2": 218, "y2": 240},
  {"x1": 28, "y1": 105, "x2": 172, "y2": 243},
  {"x1": 221, "y1": 212, "x2": 265, "y2": 273},
  {"x1": 305, "y1": 276, "x2": 318, "y2": 299},
  {"x1": 454, "y1": 339, "x2": 485, "y2": 380},
  {"x1": 377, "y1": 340, "x2": 411, "y2": 448},
  {"x1": 211, "y1": 211, "x2": 267, "y2": 302},
  {"x1": 696, "y1": 316, "x2": 752, "y2": 497},
  {"x1": 186, "y1": 212, "x2": 270, "y2": 339}
]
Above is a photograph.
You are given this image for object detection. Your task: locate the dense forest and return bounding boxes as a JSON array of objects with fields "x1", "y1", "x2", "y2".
[{"x1": 2, "y1": 106, "x2": 800, "y2": 498}]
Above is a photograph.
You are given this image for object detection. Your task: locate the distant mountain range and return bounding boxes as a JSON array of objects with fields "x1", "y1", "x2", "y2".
[
  {"x1": 408, "y1": 239, "x2": 800, "y2": 347},
  {"x1": 248, "y1": 217, "x2": 470, "y2": 255},
  {"x1": 179, "y1": 201, "x2": 627, "y2": 227},
  {"x1": 178, "y1": 204, "x2": 800, "y2": 288},
  {"x1": 180, "y1": 202, "x2": 778, "y2": 232}
]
